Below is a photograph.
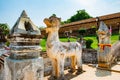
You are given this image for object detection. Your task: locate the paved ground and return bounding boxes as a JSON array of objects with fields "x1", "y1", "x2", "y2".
[{"x1": 44, "y1": 64, "x2": 120, "y2": 80}]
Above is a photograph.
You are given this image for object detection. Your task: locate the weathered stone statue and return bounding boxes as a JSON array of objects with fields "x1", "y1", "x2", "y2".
[
  {"x1": 97, "y1": 21, "x2": 120, "y2": 68},
  {"x1": 97, "y1": 21, "x2": 111, "y2": 68},
  {"x1": 44, "y1": 16, "x2": 83, "y2": 79},
  {"x1": 8, "y1": 10, "x2": 41, "y2": 59},
  {"x1": 4, "y1": 10, "x2": 43, "y2": 80}
]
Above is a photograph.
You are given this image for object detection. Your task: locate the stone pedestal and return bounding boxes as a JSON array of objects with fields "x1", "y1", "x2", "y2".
[
  {"x1": 98, "y1": 63, "x2": 110, "y2": 68},
  {"x1": 4, "y1": 57, "x2": 44, "y2": 80}
]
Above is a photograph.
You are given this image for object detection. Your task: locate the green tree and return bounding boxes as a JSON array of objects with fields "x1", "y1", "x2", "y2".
[
  {"x1": 52, "y1": 14, "x2": 56, "y2": 17},
  {"x1": 39, "y1": 26, "x2": 45, "y2": 31},
  {"x1": 78, "y1": 28, "x2": 86, "y2": 36},
  {"x1": 62, "y1": 9, "x2": 92, "y2": 24},
  {"x1": 0, "y1": 23, "x2": 10, "y2": 35},
  {"x1": 86, "y1": 39, "x2": 93, "y2": 48}
]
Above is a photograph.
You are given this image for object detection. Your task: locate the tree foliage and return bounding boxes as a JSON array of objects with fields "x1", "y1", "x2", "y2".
[
  {"x1": 52, "y1": 14, "x2": 57, "y2": 17},
  {"x1": 85, "y1": 39, "x2": 93, "y2": 48},
  {"x1": 78, "y1": 28, "x2": 86, "y2": 35},
  {"x1": 0, "y1": 23, "x2": 10, "y2": 35},
  {"x1": 39, "y1": 26, "x2": 45, "y2": 31},
  {"x1": 62, "y1": 9, "x2": 92, "y2": 24}
]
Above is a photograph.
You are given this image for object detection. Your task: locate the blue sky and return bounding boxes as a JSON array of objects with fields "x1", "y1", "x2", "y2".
[{"x1": 0, "y1": 0, "x2": 120, "y2": 28}]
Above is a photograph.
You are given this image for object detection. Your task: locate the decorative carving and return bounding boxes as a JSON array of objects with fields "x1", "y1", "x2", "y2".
[{"x1": 44, "y1": 16, "x2": 83, "y2": 79}]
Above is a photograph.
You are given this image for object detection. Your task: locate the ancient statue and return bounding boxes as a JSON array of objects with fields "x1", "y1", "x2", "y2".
[
  {"x1": 97, "y1": 21, "x2": 120, "y2": 68},
  {"x1": 44, "y1": 16, "x2": 83, "y2": 79}
]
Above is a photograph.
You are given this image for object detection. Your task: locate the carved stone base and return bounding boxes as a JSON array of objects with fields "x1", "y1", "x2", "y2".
[
  {"x1": 4, "y1": 57, "x2": 44, "y2": 80},
  {"x1": 98, "y1": 63, "x2": 111, "y2": 69}
]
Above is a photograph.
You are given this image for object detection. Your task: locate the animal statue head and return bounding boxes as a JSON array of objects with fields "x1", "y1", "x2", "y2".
[
  {"x1": 97, "y1": 21, "x2": 111, "y2": 44},
  {"x1": 44, "y1": 16, "x2": 61, "y2": 33}
]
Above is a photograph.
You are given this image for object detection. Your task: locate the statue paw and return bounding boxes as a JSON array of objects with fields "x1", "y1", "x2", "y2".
[
  {"x1": 76, "y1": 71, "x2": 82, "y2": 75},
  {"x1": 53, "y1": 76, "x2": 58, "y2": 79},
  {"x1": 50, "y1": 75, "x2": 65, "y2": 80},
  {"x1": 68, "y1": 69, "x2": 75, "y2": 73},
  {"x1": 76, "y1": 67, "x2": 83, "y2": 75},
  {"x1": 49, "y1": 75, "x2": 57, "y2": 80},
  {"x1": 60, "y1": 74, "x2": 65, "y2": 80}
]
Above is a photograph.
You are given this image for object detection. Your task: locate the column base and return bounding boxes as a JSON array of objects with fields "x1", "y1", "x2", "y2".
[
  {"x1": 4, "y1": 57, "x2": 44, "y2": 80},
  {"x1": 98, "y1": 62, "x2": 111, "y2": 69}
]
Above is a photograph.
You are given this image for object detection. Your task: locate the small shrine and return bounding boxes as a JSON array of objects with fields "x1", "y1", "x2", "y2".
[
  {"x1": 9, "y1": 10, "x2": 41, "y2": 59},
  {"x1": 4, "y1": 10, "x2": 43, "y2": 80}
]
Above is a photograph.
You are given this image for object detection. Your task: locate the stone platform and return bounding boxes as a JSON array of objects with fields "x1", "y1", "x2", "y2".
[
  {"x1": 4, "y1": 57, "x2": 43, "y2": 80},
  {"x1": 44, "y1": 64, "x2": 120, "y2": 80}
]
